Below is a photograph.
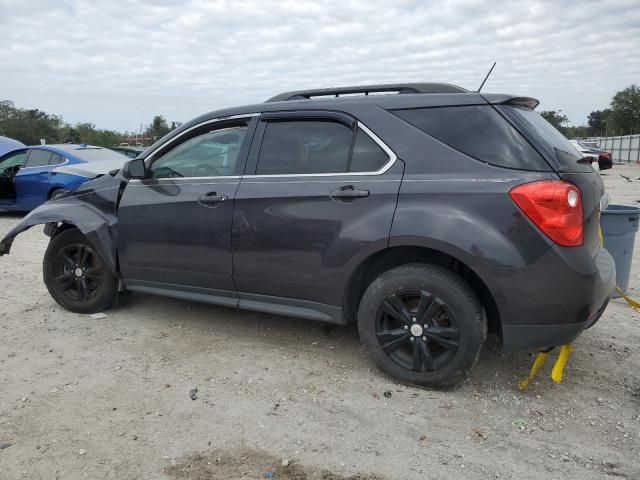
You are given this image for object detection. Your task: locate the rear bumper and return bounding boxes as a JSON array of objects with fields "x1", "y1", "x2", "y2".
[
  {"x1": 479, "y1": 247, "x2": 616, "y2": 352},
  {"x1": 501, "y1": 297, "x2": 609, "y2": 351}
]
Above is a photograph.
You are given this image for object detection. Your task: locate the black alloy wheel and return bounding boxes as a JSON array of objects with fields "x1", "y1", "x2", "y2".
[
  {"x1": 53, "y1": 243, "x2": 104, "y2": 302},
  {"x1": 376, "y1": 289, "x2": 460, "y2": 373},
  {"x1": 43, "y1": 228, "x2": 116, "y2": 314},
  {"x1": 357, "y1": 264, "x2": 486, "y2": 387}
]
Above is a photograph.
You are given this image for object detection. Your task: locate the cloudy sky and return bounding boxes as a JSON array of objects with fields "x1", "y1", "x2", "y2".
[{"x1": 1, "y1": 0, "x2": 639, "y2": 132}]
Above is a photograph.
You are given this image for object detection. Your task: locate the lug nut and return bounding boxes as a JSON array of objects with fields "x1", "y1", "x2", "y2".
[
  {"x1": 422, "y1": 336, "x2": 427, "y2": 341},
  {"x1": 403, "y1": 325, "x2": 409, "y2": 330},
  {"x1": 409, "y1": 337, "x2": 415, "y2": 342},
  {"x1": 412, "y1": 317, "x2": 417, "y2": 322}
]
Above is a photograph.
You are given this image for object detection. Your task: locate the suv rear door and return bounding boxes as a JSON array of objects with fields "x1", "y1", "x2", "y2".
[
  {"x1": 232, "y1": 111, "x2": 404, "y2": 319},
  {"x1": 117, "y1": 116, "x2": 257, "y2": 302}
]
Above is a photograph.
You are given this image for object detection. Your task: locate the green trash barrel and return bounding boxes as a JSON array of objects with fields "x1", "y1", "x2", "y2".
[{"x1": 600, "y1": 204, "x2": 640, "y2": 296}]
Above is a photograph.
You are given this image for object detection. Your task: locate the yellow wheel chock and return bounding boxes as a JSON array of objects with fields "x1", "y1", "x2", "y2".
[
  {"x1": 518, "y1": 344, "x2": 572, "y2": 389},
  {"x1": 518, "y1": 223, "x2": 638, "y2": 390},
  {"x1": 617, "y1": 287, "x2": 640, "y2": 313}
]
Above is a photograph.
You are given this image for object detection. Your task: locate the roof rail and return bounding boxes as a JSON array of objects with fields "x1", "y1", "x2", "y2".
[{"x1": 266, "y1": 83, "x2": 468, "y2": 102}]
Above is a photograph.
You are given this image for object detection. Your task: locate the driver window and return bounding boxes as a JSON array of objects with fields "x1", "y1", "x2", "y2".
[
  {"x1": 0, "y1": 151, "x2": 28, "y2": 173},
  {"x1": 149, "y1": 125, "x2": 248, "y2": 179}
]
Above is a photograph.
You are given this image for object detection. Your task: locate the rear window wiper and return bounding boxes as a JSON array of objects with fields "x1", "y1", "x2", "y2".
[{"x1": 554, "y1": 146, "x2": 584, "y2": 164}]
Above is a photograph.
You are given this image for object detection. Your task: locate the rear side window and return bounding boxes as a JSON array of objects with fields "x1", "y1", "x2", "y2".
[
  {"x1": 25, "y1": 149, "x2": 52, "y2": 167},
  {"x1": 256, "y1": 121, "x2": 391, "y2": 175},
  {"x1": 393, "y1": 106, "x2": 549, "y2": 171},
  {"x1": 257, "y1": 121, "x2": 353, "y2": 175}
]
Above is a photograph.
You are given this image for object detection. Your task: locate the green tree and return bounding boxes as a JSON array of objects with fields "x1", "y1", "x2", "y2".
[
  {"x1": 565, "y1": 125, "x2": 589, "y2": 139},
  {"x1": 0, "y1": 99, "x2": 125, "y2": 146},
  {"x1": 146, "y1": 115, "x2": 171, "y2": 141},
  {"x1": 587, "y1": 109, "x2": 612, "y2": 134},
  {"x1": 539, "y1": 109, "x2": 569, "y2": 134},
  {"x1": 0, "y1": 100, "x2": 64, "y2": 144},
  {"x1": 608, "y1": 84, "x2": 640, "y2": 134}
]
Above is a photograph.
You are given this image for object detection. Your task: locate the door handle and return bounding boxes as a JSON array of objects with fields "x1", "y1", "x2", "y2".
[
  {"x1": 330, "y1": 185, "x2": 370, "y2": 201},
  {"x1": 198, "y1": 191, "x2": 228, "y2": 206}
]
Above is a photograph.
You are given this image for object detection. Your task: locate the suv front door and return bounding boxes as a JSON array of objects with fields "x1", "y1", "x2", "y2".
[
  {"x1": 117, "y1": 116, "x2": 257, "y2": 304},
  {"x1": 232, "y1": 112, "x2": 403, "y2": 319}
]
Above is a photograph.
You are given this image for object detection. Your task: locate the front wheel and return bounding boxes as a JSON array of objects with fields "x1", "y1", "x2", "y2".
[
  {"x1": 357, "y1": 264, "x2": 486, "y2": 388},
  {"x1": 43, "y1": 229, "x2": 116, "y2": 313}
]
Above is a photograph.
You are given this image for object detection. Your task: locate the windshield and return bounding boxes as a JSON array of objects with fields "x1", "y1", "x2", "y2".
[{"x1": 498, "y1": 106, "x2": 594, "y2": 173}]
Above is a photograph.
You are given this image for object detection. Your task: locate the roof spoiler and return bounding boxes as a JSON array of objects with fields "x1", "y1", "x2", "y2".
[
  {"x1": 266, "y1": 83, "x2": 468, "y2": 102},
  {"x1": 481, "y1": 94, "x2": 540, "y2": 109},
  {"x1": 503, "y1": 96, "x2": 540, "y2": 109}
]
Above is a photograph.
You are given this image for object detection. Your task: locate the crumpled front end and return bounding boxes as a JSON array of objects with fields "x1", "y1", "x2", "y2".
[{"x1": 0, "y1": 173, "x2": 124, "y2": 274}]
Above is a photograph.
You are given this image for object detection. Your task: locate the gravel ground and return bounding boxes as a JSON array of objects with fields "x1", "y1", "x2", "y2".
[{"x1": 1, "y1": 165, "x2": 639, "y2": 480}]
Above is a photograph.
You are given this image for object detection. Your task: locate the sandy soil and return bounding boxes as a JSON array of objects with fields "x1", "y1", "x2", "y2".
[{"x1": 1, "y1": 165, "x2": 639, "y2": 479}]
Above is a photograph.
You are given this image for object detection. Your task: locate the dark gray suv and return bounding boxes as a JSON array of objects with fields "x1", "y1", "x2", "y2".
[{"x1": 0, "y1": 83, "x2": 615, "y2": 387}]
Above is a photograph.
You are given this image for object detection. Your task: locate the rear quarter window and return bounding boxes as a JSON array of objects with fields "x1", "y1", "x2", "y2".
[
  {"x1": 349, "y1": 128, "x2": 389, "y2": 172},
  {"x1": 392, "y1": 105, "x2": 550, "y2": 171},
  {"x1": 49, "y1": 153, "x2": 65, "y2": 165}
]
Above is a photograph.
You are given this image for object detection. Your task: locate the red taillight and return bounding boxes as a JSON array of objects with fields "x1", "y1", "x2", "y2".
[
  {"x1": 509, "y1": 180, "x2": 583, "y2": 247},
  {"x1": 600, "y1": 153, "x2": 610, "y2": 160}
]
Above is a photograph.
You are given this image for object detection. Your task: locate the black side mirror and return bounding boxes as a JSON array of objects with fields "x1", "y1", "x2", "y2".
[{"x1": 122, "y1": 158, "x2": 146, "y2": 179}]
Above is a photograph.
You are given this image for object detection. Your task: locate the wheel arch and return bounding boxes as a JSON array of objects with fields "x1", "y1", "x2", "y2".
[
  {"x1": 0, "y1": 173, "x2": 123, "y2": 272},
  {"x1": 47, "y1": 186, "x2": 65, "y2": 199},
  {"x1": 0, "y1": 202, "x2": 118, "y2": 275},
  {"x1": 342, "y1": 244, "x2": 501, "y2": 339}
]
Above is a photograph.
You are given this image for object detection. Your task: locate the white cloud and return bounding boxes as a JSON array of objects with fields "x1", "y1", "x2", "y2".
[{"x1": 0, "y1": 0, "x2": 638, "y2": 131}]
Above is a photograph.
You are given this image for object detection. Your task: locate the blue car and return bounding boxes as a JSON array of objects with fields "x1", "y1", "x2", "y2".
[{"x1": 0, "y1": 144, "x2": 128, "y2": 212}]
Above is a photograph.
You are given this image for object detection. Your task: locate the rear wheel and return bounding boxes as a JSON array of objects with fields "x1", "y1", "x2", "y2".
[
  {"x1": 43, "y1": 229, "x2": 116, "y2": 313},
  {"x1": 357, "y1": 263, "x2": 486, "y2": 388},
  {"x1": 49, "y1": 188, "x2": 67, "y2": 200}
]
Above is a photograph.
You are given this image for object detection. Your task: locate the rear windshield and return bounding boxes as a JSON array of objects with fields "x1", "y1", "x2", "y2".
[
  {"x1": 392, "y1": 105, "x2": 550, "y2": 171},
  {"x1": 497, "y1": 106, "x2": 594, "y2": 173}
]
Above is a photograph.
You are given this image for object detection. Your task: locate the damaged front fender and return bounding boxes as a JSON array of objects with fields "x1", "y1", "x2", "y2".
[{"x1": 0, "y1": 173, "x2": 125, "y2": 274}]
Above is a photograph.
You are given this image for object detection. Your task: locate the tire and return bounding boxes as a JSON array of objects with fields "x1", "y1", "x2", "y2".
[
  {"x1": 49, "y1": 188, "x2": 67, "y2": 200},
  {"x1": 43, "y1": 229, "x2": 116, "y2": 314},
  {"x1": 357, "y1": 263, "x2": 486, "y2": 388}
]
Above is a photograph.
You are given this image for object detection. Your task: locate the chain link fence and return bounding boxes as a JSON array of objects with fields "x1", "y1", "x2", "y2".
[{"x1": 585, "y1": 134, "x2": 640, "y2": 164}]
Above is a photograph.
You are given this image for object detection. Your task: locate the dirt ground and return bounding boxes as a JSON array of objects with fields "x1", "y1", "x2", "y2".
[{"x1": 1, "y1": 165, "x2": 639, "y2": 480}]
